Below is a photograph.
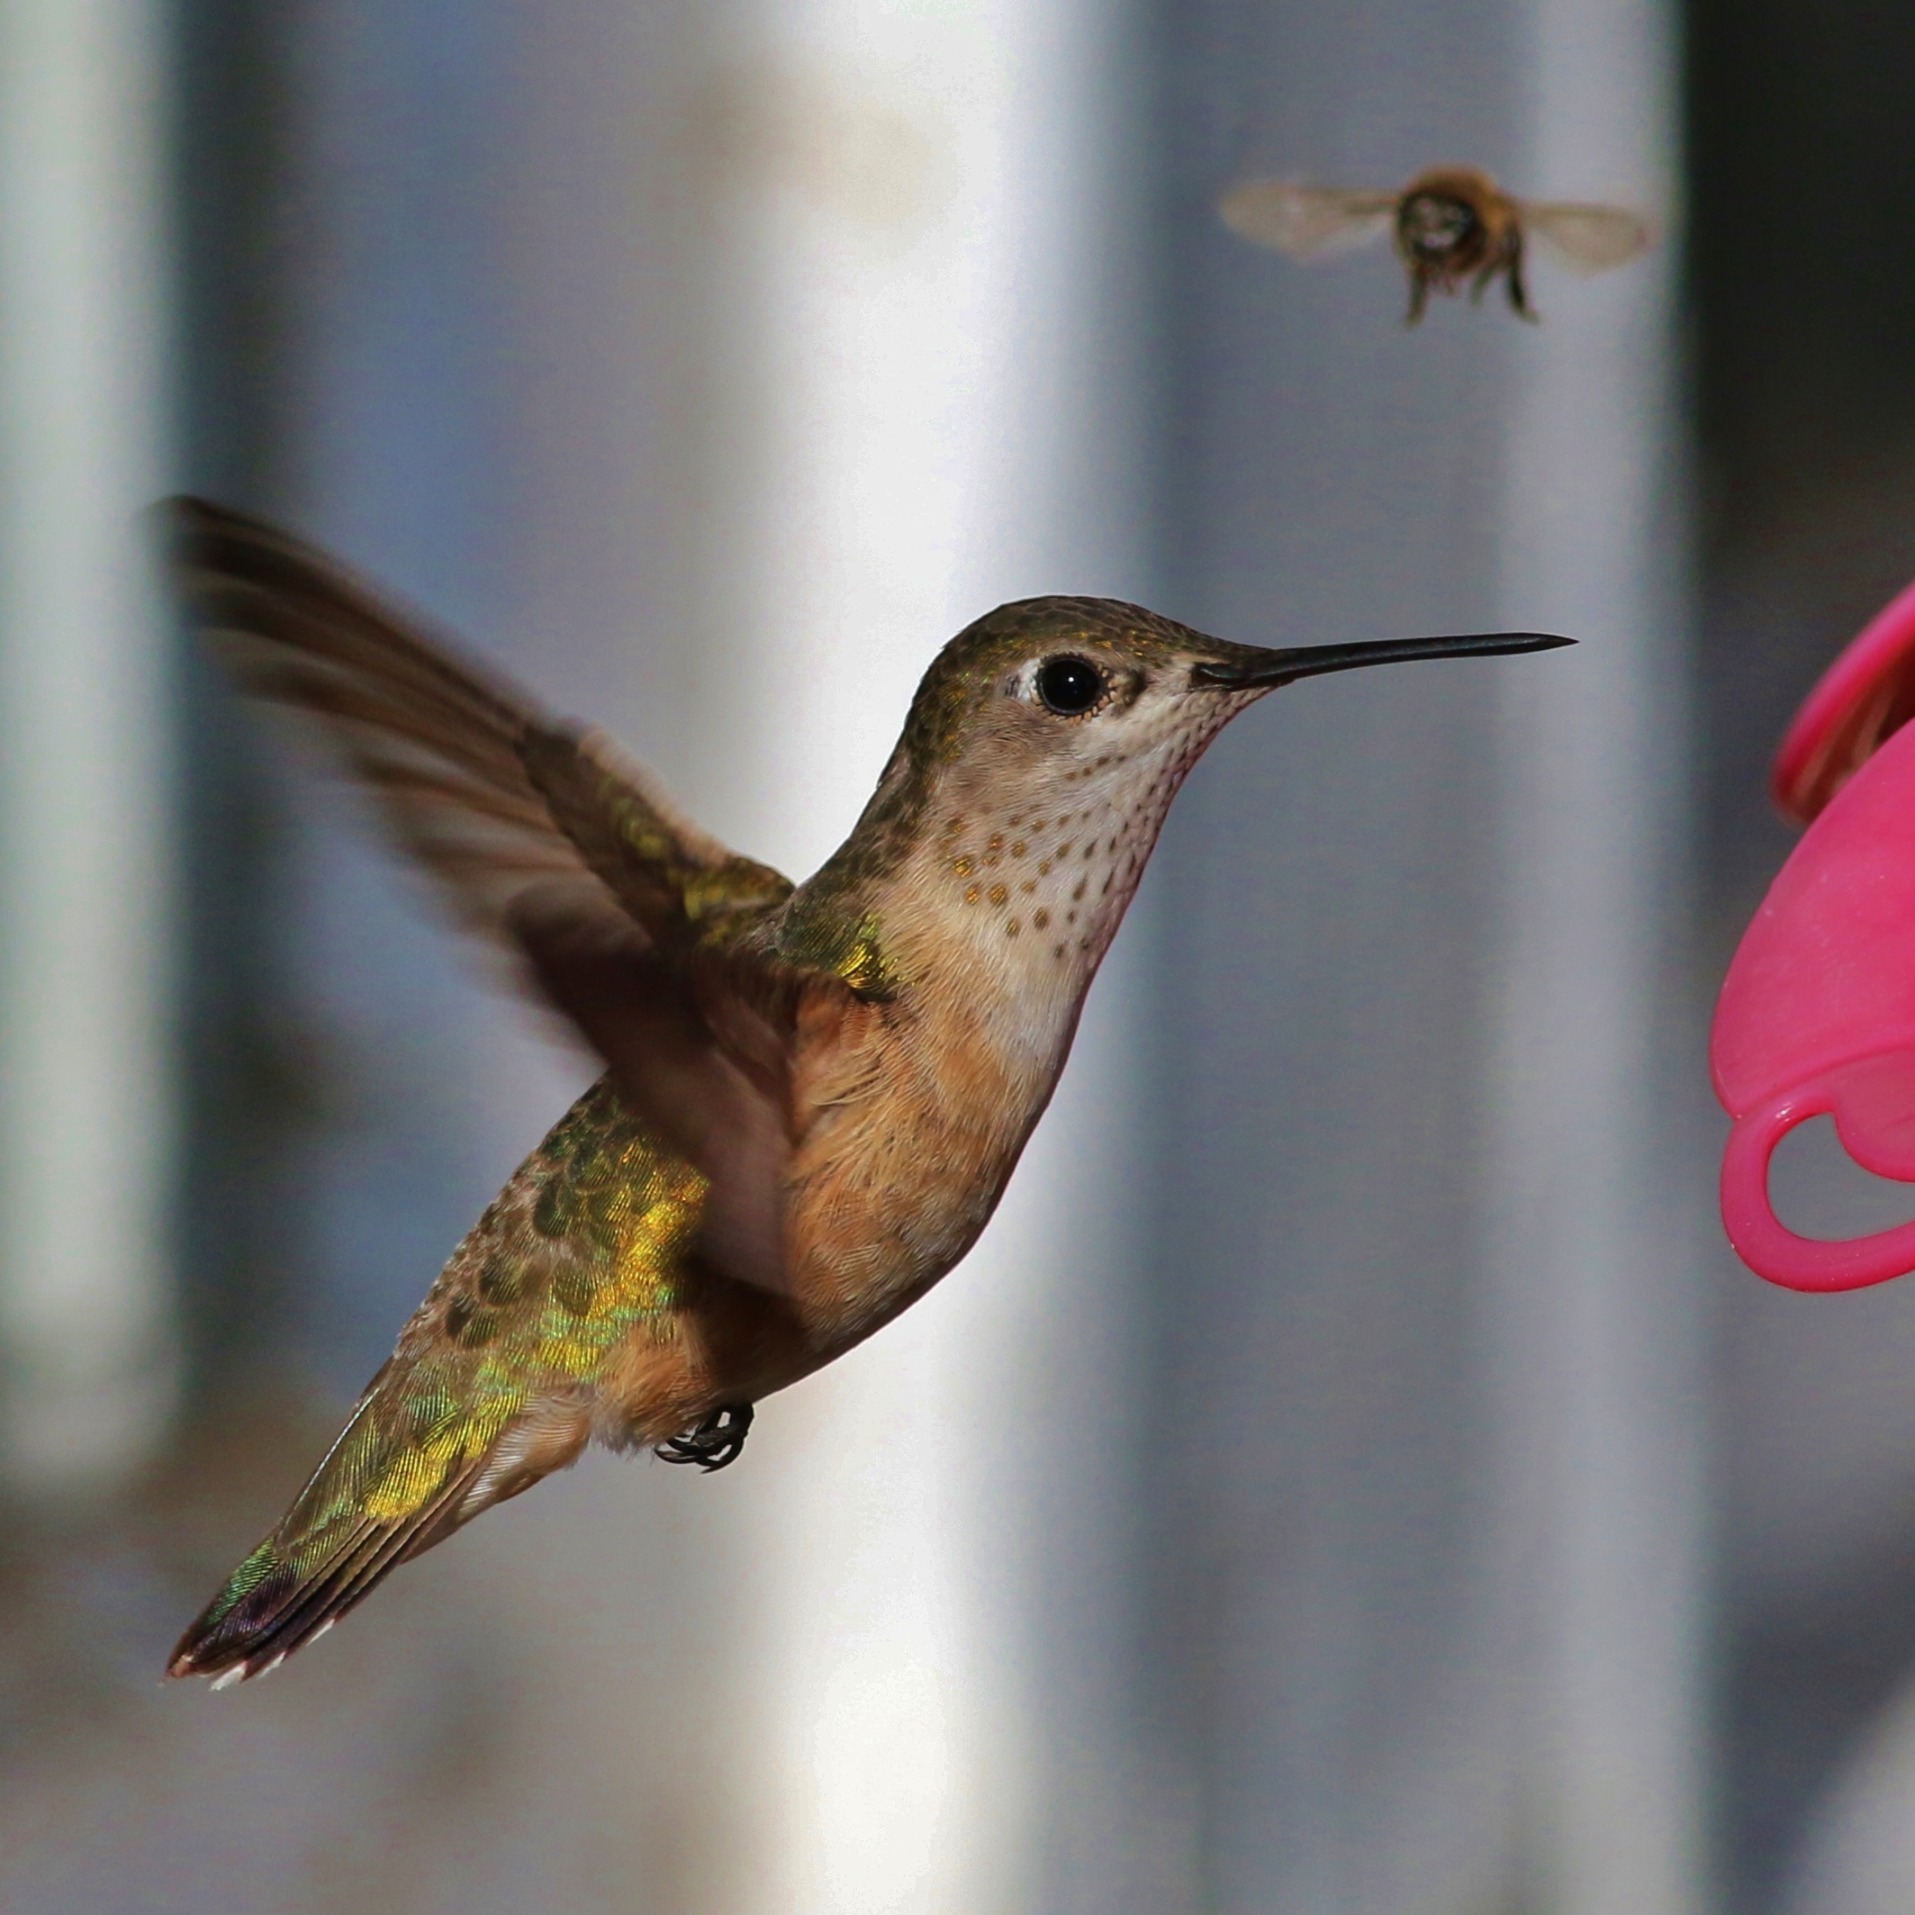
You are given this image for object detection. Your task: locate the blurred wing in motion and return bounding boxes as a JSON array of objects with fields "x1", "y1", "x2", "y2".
[
  {"x1": 162, "y1": 497, "x2": 827, "y2": 1293},
  {"x1": 1521, "y1": 200, "x2": 1656, "y2": 275},
  {"x1": 169, "y1": 1079, "x2": 707, "y2": 1685},
  {"x1": 165, "y1": 496, "x2": 793, "y2": 959},
  {"x1": 1217, "y1": 180, "x2": 1397, "y2": 258}
]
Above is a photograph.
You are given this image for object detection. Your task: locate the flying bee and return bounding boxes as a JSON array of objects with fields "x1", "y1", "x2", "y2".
[{"x1": 1217, "y1": 164, "x2": 1654, "y2": 323}]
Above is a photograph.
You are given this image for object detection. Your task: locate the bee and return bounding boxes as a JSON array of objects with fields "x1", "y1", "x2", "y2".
[{"x1": 1217, "y1": 164, "x2": 1654, "y2": 323}]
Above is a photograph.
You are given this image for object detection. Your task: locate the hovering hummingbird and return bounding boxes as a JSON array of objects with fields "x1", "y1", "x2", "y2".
[{"x1": 162, "y1": 497, "x2": 1570, "y2": 1685}]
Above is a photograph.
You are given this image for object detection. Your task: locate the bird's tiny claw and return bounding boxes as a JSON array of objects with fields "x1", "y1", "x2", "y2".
[{"x1": 655, "y1": 1402, "x2": 755, "y2": 1472}]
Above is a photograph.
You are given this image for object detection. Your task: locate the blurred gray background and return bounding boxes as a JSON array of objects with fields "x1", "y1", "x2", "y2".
[{"x1": 3, "y1": 0, "x2": 1914, "y2": 1910}]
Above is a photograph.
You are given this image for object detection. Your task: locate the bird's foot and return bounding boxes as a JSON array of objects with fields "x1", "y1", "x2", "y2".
[{"x1": 654, "y1": 1403, "x2": 755, "y2": 1472}]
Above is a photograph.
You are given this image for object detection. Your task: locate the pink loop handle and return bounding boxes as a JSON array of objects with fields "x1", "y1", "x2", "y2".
[{"x1": 1722, "y1": 1065, "x2": 1915, "y2": 1291}]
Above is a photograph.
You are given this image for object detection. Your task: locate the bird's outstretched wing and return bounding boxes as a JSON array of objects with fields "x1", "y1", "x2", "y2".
[
  {"x1": 168, "y1": 497, "x2": 791, "y2": 952},
  {"x1": 1217, "y1": 180, "x2": 1398, "y2": 258},
  {"x1": 164, "y1": 497, "x2": 844, "y2": 1293}
]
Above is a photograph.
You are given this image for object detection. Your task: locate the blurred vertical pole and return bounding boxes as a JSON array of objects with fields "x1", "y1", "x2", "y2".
[
  {"x1": 1154, "y1": 0, "x2": 1701, "y2": 1909},
  {"x1": 255, "y1": 0, "x2": 1149, "y2": 1899},
  {"x1": 1487, "y1": 0, "x2": 1703, "y2": 1907},
  {"x1": 0, "y1": 4, "x2": 179, "y2": 1489},
  {"x1": 677, "y1": 5, "x2": 1158, "y2": 1911}
]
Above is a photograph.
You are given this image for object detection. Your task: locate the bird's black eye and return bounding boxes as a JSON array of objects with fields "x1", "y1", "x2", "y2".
[{"x1": 1034, "y1": 654, "x2": 1107, "y2": 716}]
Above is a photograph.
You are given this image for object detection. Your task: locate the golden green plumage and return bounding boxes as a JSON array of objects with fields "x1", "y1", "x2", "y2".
[{"x1": 180, "y1": 1080, "x2": 706, "y2": 1677}]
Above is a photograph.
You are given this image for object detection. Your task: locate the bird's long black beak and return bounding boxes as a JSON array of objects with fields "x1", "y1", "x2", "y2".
[{"x1": 1190, "y1": 631, "x2": 1574, "y2": 690}]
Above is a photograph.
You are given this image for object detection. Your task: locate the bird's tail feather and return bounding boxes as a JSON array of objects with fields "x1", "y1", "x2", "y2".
[
  {"x1": 168, "y1": 1378, "x2": 585, "y2": 1686},
  {"x1": 172, "y1": 1481, "x2": 470, "y2": 1687}
]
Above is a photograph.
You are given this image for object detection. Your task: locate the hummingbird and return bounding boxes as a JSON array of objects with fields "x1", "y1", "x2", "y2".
[{"x1": 161, "y1": 496, "x2": 1569, "y2": 1685}]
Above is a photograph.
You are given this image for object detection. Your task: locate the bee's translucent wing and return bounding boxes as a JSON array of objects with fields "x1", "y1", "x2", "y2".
[
  {"x1": 1521, "y1": 201, "x2": 1655, "y2": 275},
  {"x1": 1218, "y1": 181, "x2": 1397, "y2": 259}
]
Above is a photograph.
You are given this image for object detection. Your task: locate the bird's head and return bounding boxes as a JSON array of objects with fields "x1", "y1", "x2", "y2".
[{"x1": 785, "y1": 598, "x2": 1568, "y2": 1001}]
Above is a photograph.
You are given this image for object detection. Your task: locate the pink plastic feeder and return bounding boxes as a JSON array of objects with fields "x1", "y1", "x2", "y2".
[{"x1": 1714, "y1": 577, "x2": 1915, "y2": 1290}]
